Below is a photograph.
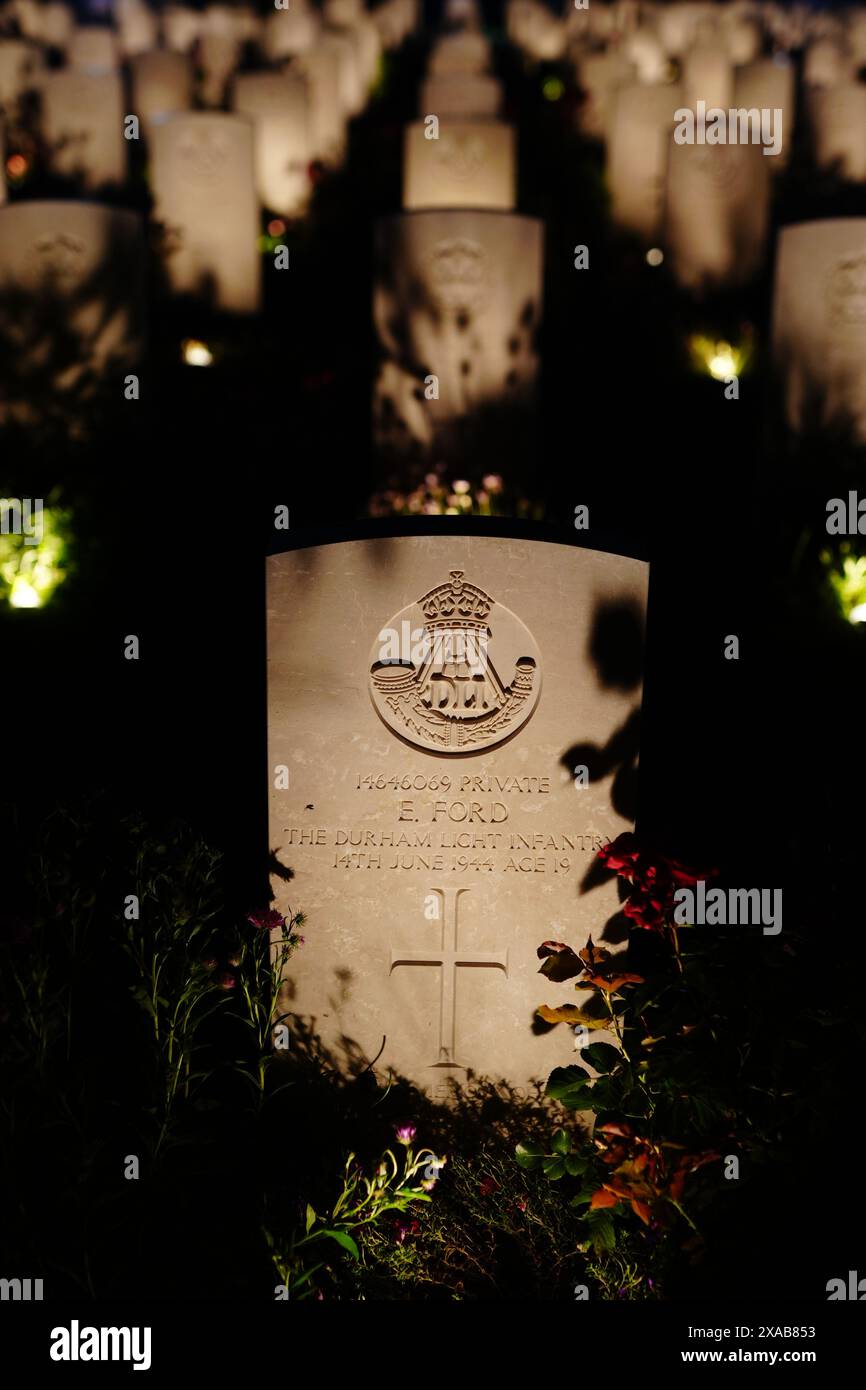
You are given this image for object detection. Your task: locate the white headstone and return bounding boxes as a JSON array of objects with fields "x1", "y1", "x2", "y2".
[
  {"x1": 0, "y1": 39, "x2": 43, "y2": 117},
  {"x1": 10, "y1": 0, "x2": 43, "y2": 42},
  {"x1": 233, "y1": 71, "x2": 311, "y2": 216},
  {"x1": 67, "y1": 25, "x2": 120, "y2": 72},
  {"x1": 403, "y1": 121, "x2": 516, "y2": 211},
  {"x1": 373, "y1": 210, "x2": 543, "y2": 449},
  {"x1": 428, "y1": 32, "x2": 491, "y2": 77},
  {"x1": 42, "y1": 4, "x2": 75, "y2": 51},
  {"x1": 575, "y1": 51, "x2": 635, "y2": 142},
  {"x1": 0, "y1": 200, "x2": 144, "y2": 415},
  {"x1": 804, "y1": 36, "x2": 855, "y2": 88},
  {"x1": 41, "y1": 70, "x2": 126, "y2": 189},
  {"x1": 608, "y1": 83, "x2": 682, "y2": 240},
  {"x1": 116, "y1": 0, "x2": 159, "y2": 57},
  {"x1": 809, "y1": 84, "x2": 866, "y2": 182},
  {"x1": 772, "y1": 218, "x2": 866, "y2": 442},
  {"x1": 266, "y1": 533, "x2": 648, "y2": 1096},
  {"x1": 734, "y1": 58, "x2": 795, "y2": 168},
  {"x1": 622, "y1": 29, "x2": 668, "y2": 84},
  {"x1": 198, "y1": 32, "x2": 241, "y2": 108},
  {"x1": 682, "y1": 43, "x2": 734, "y2": 113},
  {"x1": 162, "y1": 6, "x2": 202, "y2": 54},
  {"x1": 665, "y1": 138, "x2": 770, "y2": 290},
  {"x1": 132, "y1": 51, "x2": 193, "y2": 133},
  {"x1": 656, "y1": 2, "x2": 715, "y2": 56},
  {"x1": 151, "y1": 112, "x2": 261, "y2": 313},
  {"x1": 321, "y1": 28, "x2": 364, "y2": 118},
  {"x1": 298, "y1": 43, "x2": 346, "y2": 163},
  {"x1": 420, "y1": 74, "x2": 504, "y2": 120},
  {"x1": 722, "y1": 15, "x2": 762, "y2": 65},
  {"x1": 849, "y1": 9, "x2": 866, "y2": 67},
  {"x1": 350, "y1": 13, "x2": 382, "y2": 90},
  {"x1": 324, "y1": 0, "x2": 364, "y2": 24},
  {"x1": 263, "y1": 7, "x2": 320, "y2": 62}
]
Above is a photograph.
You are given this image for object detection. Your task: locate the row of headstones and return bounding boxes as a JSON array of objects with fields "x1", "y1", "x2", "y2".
[
  {"x1": 375, "y1": 1, "x2": 866, "y2": 452},
  {"x1": 3, "y1": 2, "x2": 862, "y2": 448},
  {"x1": 0, "y1": 0, "x2": 417, "y2": 212},
  {"x1": 0, "y1": 0, "x2": 418, "y2": 413},
  {"x1": 506, "y1": 0, "x2": 866, "y2": 295},
  {"x1": 373, "y1": 9, "x2": 542, "y2": 454}
]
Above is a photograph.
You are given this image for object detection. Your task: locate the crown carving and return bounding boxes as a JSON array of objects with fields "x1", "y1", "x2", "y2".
[{"x1": 418, "y1": 570, "x2": 493, "y2": 629}]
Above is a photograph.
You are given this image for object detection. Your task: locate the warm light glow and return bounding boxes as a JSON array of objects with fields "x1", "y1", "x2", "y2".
[
  {"x1": 267, "y1": 219, "x2": 286, "y2": 237},
  {"x1": 542, "y1": 77, "x2": 564, "y2": 101},
  {"x1": 0, "y1": 503, "x2": 70, "y2": 608},
  {"x1": 6, "y1": 153, "x2": 28, "y2": 180},
  {"x1": 689, "y1": 334, "x2": 748, "y2": 380},
  {"x1": 182, "y1": 339, "x2": 213, "y2": 367},
  {"x1": 646, "y1": 247, "x2": 663, "y2": 267},
  {"x1": 9, "y1": 577, "x2": 41, "y2": 608},
  {"x1": 708, "y1": 349, "x2": 737, "y2": 381},
  {"x1": 824, "y1": 547, "x2": 866, "y2": 624}
]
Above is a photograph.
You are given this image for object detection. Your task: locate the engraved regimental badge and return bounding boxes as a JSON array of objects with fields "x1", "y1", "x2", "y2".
[{"x1": 369, "y1": 569, "x2": 541, "y2": 752}]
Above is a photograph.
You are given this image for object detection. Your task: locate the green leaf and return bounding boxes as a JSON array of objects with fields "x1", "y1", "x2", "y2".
[
  {"x1": 542, "y1": 1157, "x2": 566, "y2": 1180},
  {"x1": 546, "y1": 1065, "x2": 591, "y2": 1098},
  {"x1": 305, "y1": 1203, "x2": 316, "y2": 1234},
  {"x1": 515, "y1": 1141, "x2": 545, "y2": 1170},
  {"x1": 565, "y1": 1153, "x2": 587, "y2": 1177},
  {"x1": 545, "y1": 1065, "x2": 592, "y2": 1109},
  {"x1": 570, "y1": 1187, "x2": 596, "y2": 1206},
  {"x1": 580, "y1": 1042, "x2": 622, "y2": 1074},
  {"x1": 586, "y1": 1209, "x2": 616, "y2": 1252},
  {"x1": 320, "y1": 1229, "x2": 359, "y2": 1259},
  {"x1": 551, "y1": 1128, "x2": 570, "y2": 1155}
]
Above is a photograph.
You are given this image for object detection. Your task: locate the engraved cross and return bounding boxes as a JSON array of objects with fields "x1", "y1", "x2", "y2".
[{"x1": 389, "y1": 887, "x2": 508, "y2": 1069}]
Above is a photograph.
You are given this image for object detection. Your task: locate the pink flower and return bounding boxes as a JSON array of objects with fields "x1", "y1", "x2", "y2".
[
  {"x1": 217, "y1": 972, "x2": 236, "y2": 990},
  {"x1": 395, "y1": 1124, "x2": 416, "y2": 1146},
  {"x1": 394, "y1": 1219, "x2": 421, "y2": 1245},
  {"x1": 246, "y1": 908, "x2": 286, "y2": 933}
]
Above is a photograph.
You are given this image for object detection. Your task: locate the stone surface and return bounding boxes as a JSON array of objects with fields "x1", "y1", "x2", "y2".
[
  {"x1": 734, "y1": 59, "x2": 795, "y2": 168},
  {"x1": 403, "y1": 120, "x2": 516, "y2": 210},
  {"x1": 772, "y1": 217, "x2": 866, "y2": 442},
  {"x1": 0, "y1": 39, "x2": 43, "y2": 118},
  {"x1": 808, "y1": 84, "x2": 866, "y2": 182},
  {"x1": 150, "y1": 112, "x2": 260, "y2": 313},
  {"x1": 233, "y1": 71, "x2": 311, "y2": 215},
  {"x1": 372, "y1": 209, "x2": 543, "y2": 451},
  {"x1": 664, "y1": 137, "x2": 770, "y2": 290},
  {"x1": 267, "y1": 534, "x2": 648, "y2": 1095},
  {"x1": 608, "y1": 83, "x2": 682, "y2": 241},
  {"x1": 0, "y1": 199, "x2": 144, "y2": 418},
  {"x1": 420, "y1": 73, "x2": 503, "y2": 120},
  {"x1": 41, "y1": 69, "x2": 126, "y2": 190},
  {"x1": 132, "y1": 50, "x2": 193, "y2": 134}
]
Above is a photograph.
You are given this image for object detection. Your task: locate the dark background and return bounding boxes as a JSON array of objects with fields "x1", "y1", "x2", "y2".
[{"x1": 2, "y1": 1, "x2": 864, "y2": 1300}]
